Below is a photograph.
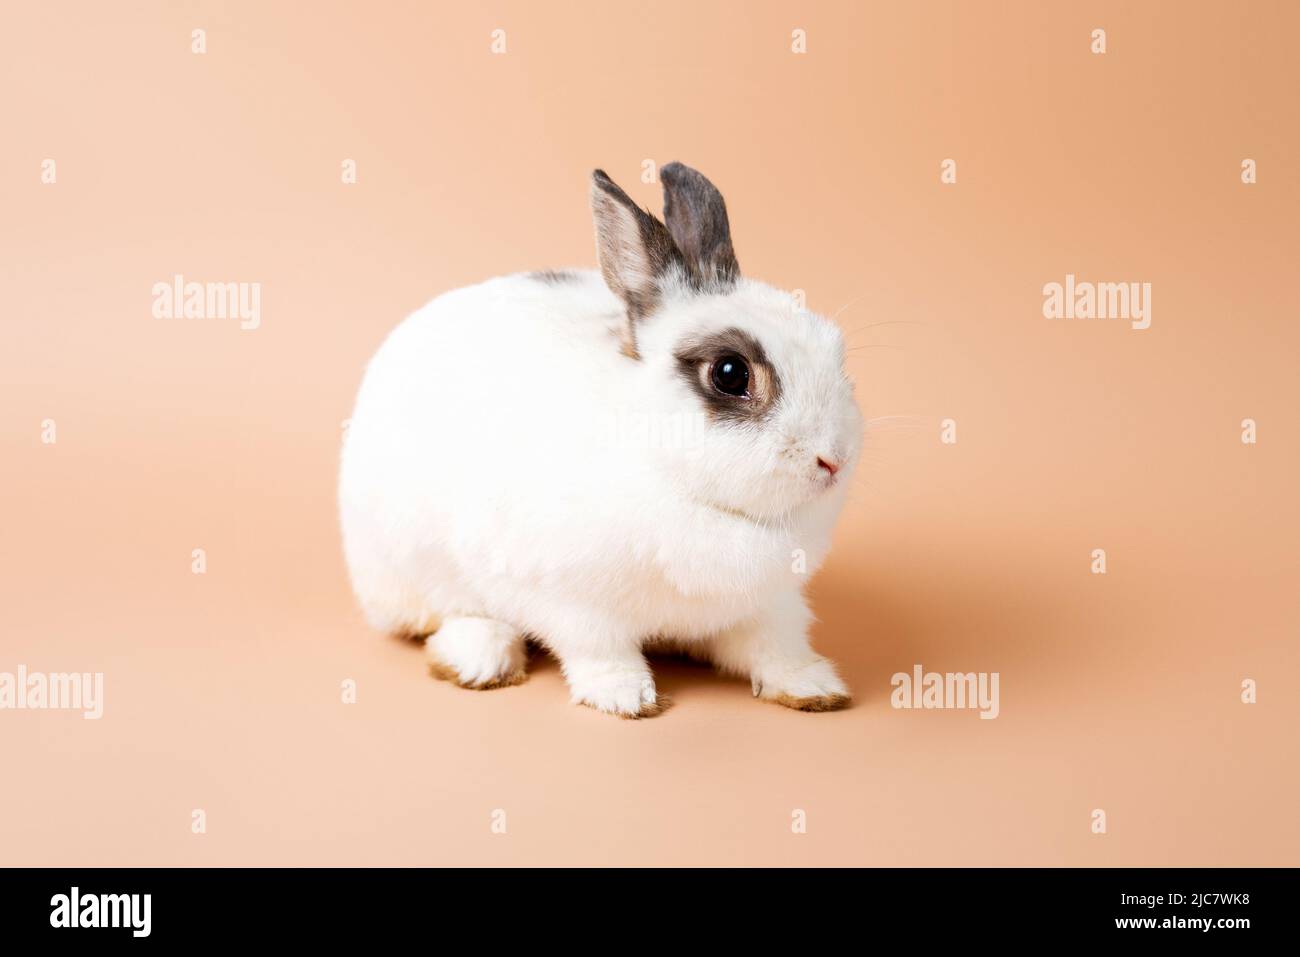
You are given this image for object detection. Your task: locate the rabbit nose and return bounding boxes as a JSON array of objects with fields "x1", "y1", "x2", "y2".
[{"x1": 816, "y1": 456, "x2": 840, "y2": 476}]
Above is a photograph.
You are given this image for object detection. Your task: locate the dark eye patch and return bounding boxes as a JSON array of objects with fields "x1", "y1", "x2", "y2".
[{"x1": 673, "y1": 327, "x2": 782, "y2": 422}]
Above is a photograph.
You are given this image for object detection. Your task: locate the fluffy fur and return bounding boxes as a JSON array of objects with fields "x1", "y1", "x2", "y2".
[{"x1": 339, "y1": 163, "x2": 863, "y2": 716}]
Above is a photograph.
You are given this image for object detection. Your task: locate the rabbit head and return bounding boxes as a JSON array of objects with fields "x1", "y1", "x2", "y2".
[{"x1": 590, "y1": 162, "x2": 863, "y2": 521}]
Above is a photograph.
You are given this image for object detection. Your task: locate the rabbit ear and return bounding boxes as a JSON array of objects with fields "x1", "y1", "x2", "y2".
[
  {"x1": 590, "y1": 169, "x2": 682, "y2": 358},
  {"x1": 660, "y1": 162, "x2": 739, "y2": 290}
]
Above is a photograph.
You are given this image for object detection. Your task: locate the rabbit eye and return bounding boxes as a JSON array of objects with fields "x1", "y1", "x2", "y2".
[
  {"x1": 674, "y1": 329, "x2": 778, "y2": 422},
  {"x1": 710, "y1": 354, "x2": 750, "y2": 397}
]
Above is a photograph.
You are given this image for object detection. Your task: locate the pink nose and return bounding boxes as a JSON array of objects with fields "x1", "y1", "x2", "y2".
[{"x1": 817, "y1": 457, "x2": 840, "y2": 476}]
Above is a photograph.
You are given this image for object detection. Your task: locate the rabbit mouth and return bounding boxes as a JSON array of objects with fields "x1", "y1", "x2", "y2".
[
  {"x1": 691, "y1": 478, "x2": 834, "y2": 527},
  {"x1": 690, "y1": 496, "x2": 780, "y2": 529},
  {"x1": 821, "y1": 471, "x2": 845, "y2": 491}
]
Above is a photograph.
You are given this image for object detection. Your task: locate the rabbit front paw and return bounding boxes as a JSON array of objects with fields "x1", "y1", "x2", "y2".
[
  {"x1": 426, "y1": 617, "x2": 528, "y2": 689},
  {"x1": 753, "y1": 656, "x2": 851, "y2": 712},
  {"x1": 563, "y1": 656, "x2": 662, "y2": 718}
]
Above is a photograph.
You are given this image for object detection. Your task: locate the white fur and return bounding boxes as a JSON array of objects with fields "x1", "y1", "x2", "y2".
[
  {"x1": 339, "y1": 270, "x2": 863, "y2": 715},
  {"x1": 425, "y1": 617, "x2": 525, "y2": 688}
]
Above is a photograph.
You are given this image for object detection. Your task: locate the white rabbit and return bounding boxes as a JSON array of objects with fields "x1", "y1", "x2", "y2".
[{"x1": 339, "y1": 162, "x2": 863, "y2": 717}]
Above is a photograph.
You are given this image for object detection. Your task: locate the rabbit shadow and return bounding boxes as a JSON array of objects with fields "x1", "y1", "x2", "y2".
[
  {"x1": 644, "y1": 562, "x2": 1067, "y2": 709},
  {"x1": 805, "y1": 563, "x2": 1070, "y2": 707},
  {"x1": 524, "y1": 640, "x2": 717, "y2": 716}
]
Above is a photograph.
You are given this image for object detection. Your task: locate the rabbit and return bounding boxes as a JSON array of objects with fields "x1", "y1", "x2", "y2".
[{"x1": 339, "y1": 162, "x2": 863, "y2": 717}]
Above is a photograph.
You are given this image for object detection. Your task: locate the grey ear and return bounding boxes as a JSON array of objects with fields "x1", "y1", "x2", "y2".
[
  {"x1": 660, "y1": 162, "x2": 740, "y2": 290},
  {"x1": 590, "y1": 169, "x2": 683, "y2": 357}
]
